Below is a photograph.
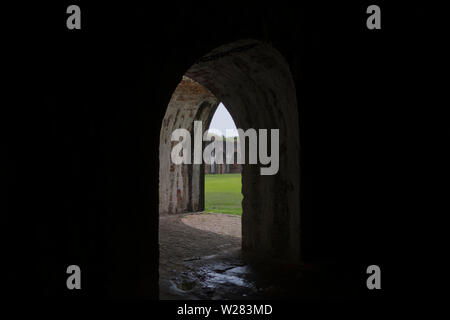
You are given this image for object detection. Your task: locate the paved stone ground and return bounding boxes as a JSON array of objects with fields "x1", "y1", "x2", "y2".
[
  {"x1": 159, "y1": 212, "x2": 358, "y2": 300},
  {"x1": 159, "y1": 212, "x2": 247, "y2": 299},
  {"x1": 180, "y1": 212, "x2": 242, "y2": 238}
]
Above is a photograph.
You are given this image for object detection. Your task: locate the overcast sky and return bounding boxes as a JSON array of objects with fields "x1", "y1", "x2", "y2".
[{"x1": 208, "y1": 103, "x2": 238, "y2": 137}]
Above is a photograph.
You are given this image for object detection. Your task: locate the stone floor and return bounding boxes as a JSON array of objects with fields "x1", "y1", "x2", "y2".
[
  {"x1": 159, "y1": 212, "x2": 249, "y2": 300},
  {"x1": 159, "y1": 212, "x2": 359, "y2": 300}
]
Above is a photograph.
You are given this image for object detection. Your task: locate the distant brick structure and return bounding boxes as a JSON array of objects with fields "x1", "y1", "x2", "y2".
[{"x1": 204, "y1": 137, "x2": 242, "y2": 174}]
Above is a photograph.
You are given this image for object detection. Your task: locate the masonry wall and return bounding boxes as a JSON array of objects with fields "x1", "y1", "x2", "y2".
[
  {"x1": 183, "y1": 40, "x2": 301, "y2": 261},
  {"x1": 159, "y1": 77, "x2": 218, "y2": 214}
]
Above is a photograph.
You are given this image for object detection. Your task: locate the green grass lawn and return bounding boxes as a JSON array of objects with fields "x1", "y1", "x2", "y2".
[{"x1": 204, "y1": 173, "x2": 243, "y2": 215}]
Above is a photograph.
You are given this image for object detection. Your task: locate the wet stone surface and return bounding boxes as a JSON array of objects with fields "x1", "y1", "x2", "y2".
[
  {"x1": 169, "y1": 253, "x2": 262, "y2": 300},
  {"x1": 159, "y1": 212, "x2": 357, "y2": 299},
  {"x1": 159, "y1": 213, "x2": 262, "y2": 300}
]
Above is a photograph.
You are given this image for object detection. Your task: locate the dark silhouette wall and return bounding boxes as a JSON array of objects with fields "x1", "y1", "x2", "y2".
[{"x1": 3, "y1": 2, "x2": 427, "y2": 298}]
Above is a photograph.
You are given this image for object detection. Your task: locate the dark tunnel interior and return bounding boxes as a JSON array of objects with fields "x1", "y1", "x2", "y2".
[{"x1": 2, "y1": 2, "x2": 431, "y2": 300}]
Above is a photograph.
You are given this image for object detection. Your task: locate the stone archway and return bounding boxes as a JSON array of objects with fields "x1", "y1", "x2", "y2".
[
  {"x1": 159, "y1": 76, "x2": 219, "y2": 215},
  {"x1": 159, "y1": 39, "x2": 300, "y2": 262}
]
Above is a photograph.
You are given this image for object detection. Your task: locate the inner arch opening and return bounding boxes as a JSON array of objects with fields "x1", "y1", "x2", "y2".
[{"x1": 204, "y1": 103, "x2": 243, "y2": 216}]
